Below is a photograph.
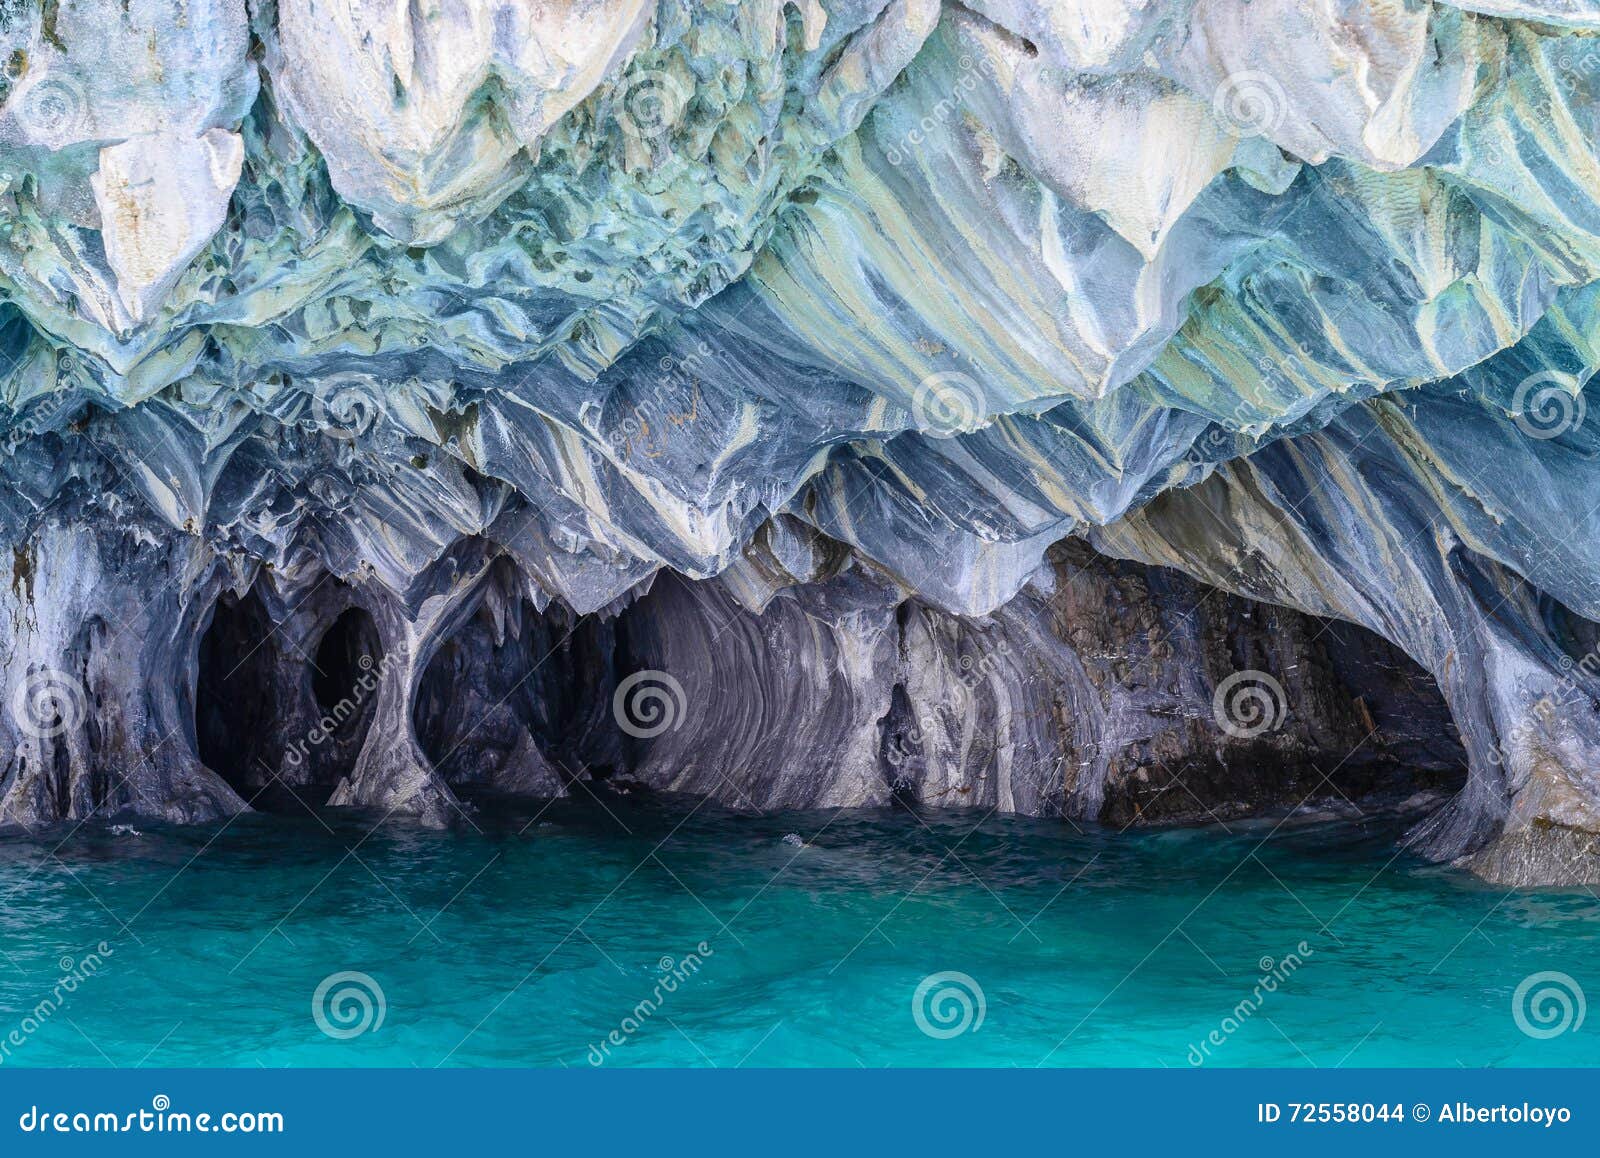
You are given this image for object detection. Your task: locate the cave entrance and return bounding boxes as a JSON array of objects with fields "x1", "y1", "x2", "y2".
[
  {"x1": 303, "y1": 607, "x2": 382, "y2": 793},
  {"x1": 195, "y1": 587, "x2": 281, "y2": 804},
  {"x1": 413, "y1": 598, "x2": 614, "y2": 799},
  {"x1": 196, "y1": 590, "x2": 383, "y2": 813},
  {"x1": 1096, "y1": 600, "x2": 1469, "y2": 829}
]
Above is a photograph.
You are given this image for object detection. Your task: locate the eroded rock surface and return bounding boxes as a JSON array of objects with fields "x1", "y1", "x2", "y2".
[{"x1": 0, "y1": 0, "x2": 1598, "y2": 883}]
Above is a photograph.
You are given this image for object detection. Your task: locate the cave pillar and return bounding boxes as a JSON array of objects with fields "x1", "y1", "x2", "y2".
[
  {"x1": 0, "y1": 521, "x2": 246, "y2": 827},
  {"x1": 326, "y1": 552, "x2": 498, "y2": 826}
]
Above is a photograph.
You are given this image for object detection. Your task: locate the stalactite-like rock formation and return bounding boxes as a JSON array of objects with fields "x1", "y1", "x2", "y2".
[
  {"x1": 608, "y1": 538, "x2": 1465, "y2": 821},
  {"x1": 2, "y1": 0, "x2": 1600, "y2": 883}
]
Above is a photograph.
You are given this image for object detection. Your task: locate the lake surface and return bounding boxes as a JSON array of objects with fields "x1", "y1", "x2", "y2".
[{"x1": 0, "y1": 792, "x2": 1595, "y2": 1067}]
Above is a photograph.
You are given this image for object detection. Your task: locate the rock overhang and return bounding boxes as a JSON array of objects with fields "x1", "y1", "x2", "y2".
[{"x1": 0, "y1": 0, "x2": 1597, "y2": 884}]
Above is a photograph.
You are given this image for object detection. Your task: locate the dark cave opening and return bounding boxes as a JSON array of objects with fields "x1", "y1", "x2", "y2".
[
  {"x1": 1315, "y1": 618, "x2": 1470, "y2": 782},
  {"x1": 303, "y1": 607, "x2": 382, "y2": 793},
  {"x1": 413, "y1": 598, "x2": 616, "y2": 797},
  {"x1": 313, "y1": 609, "x2": 379, "y2": 714},
  {"x1": 191, "y1": 554, "x2": 1468, "y2": 834},
  {"x1": 195, "y1": 587, "x2": 281, "y2": 804},
  {"x1": 1095, "y1": 604, "x2": 1469, "y2": 829},
  {"x1": 196, "y1": 589, "x2": 383, "y2": 812}
]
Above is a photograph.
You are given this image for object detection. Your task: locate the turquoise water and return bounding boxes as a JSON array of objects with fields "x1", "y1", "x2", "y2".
[{"x1": 0, "y1": 794, "x2": 1596, "y2": 1068}]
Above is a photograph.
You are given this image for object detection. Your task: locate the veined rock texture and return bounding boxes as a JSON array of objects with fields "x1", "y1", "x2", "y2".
[{"x1": 0, "y1": 0, "x2": 1598, "y2": 884}]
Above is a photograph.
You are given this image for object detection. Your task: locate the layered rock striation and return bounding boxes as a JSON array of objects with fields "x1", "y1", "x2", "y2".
[{"x1": 1, "y1": 0, "x2": 1598, "y2": 882}]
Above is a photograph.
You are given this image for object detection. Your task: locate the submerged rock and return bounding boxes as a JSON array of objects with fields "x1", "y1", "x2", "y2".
[{"x1": 0, "y1": 0, "x2": 1597, "y2": 882}]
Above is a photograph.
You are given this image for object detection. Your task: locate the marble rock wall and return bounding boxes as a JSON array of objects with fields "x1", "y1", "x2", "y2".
[{"x1": 1, "y1": 1, "x2": 1599, "y2": 881}]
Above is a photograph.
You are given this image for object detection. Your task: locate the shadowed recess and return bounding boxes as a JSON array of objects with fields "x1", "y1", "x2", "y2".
[
  {"x1": 413, "y1": 600, "x2": 618, "y2": 799},
  {"x1": 307, "y1": 606, "x2": 383, "y2": 793},
  {"x1": 195, "y1": 587, "x2": 281, "y2": 805}
]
